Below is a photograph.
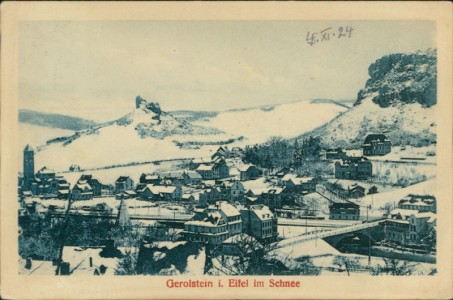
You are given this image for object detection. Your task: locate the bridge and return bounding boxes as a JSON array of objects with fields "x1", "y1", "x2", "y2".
[{"x1": 276, "y1": 220, "x2": 382, "y2": 249}]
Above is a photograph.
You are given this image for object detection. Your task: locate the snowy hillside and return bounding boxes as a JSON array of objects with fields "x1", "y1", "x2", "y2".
[
  {"x1": 19, "y1": 109, "x2": 98, "y2": 131},
  {"x1": 27, "y1": 97, "x2": 346, "y2": 171},
  {"x1": 300, "y1": 50, "x2": 437, "y2": 149},
  {"x1": 31, "y1": 98, "x2": 227, "y2": 171},
  {"x1": 193, "y1": 99, "x2": 348, "y2": 144},
  {"x1": 301, "y1": 99, "x2": 436, "y2": 149},
  {"x1": 19, "y1": 123, "x2": 74, "y2": 150}
]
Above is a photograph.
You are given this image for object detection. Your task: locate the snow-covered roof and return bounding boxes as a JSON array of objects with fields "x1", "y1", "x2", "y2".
[
  {"x1": 389, "y1": 208, "x2": 417, "y2": 218},
  {"x1": 247, "y1": 205, "x2": 274, "y2": 221},
  {"x1": 196, "y1": 164, "x2": 213, "y2": 171},
  {"x1": 61, "y1": 246, "x2": 127, "y2": 275},
  {"x1": 222, "y1": 233, "x2": 259, "y2": 245},
  {"x1": 116, "y1": 176, "x2": 132, "y2": 182},
  {"x1": 184, "y1": 171, "x2": 202, "y2": 179},
  {"x1": 186, "y1": 211, "x2": 225, "y2": 227},
  {"x1": 413, "y1": 211, "x2": 436, "y2": 223},
  {"x1": 24, "y1": 144, "x2": 34, "y2": 151},
  {"x1": 125, "y1": 190, "x2": 137, "y2": 196},
  {"x1": 192, "y1": 157, "x2": 212, "y2": 164},
  {"x1": 37, "y1": 167, "x2": 55, "y2": 174},
  {"x1": 74, "y1": 182, "x2": 92, "y2": 191},
  {"x1": 238, "y1": 164, "x2": 255, "y2": 172},
  {"x1": 217, "y1": 201, "x2": 240, "y2": 217},
  {"x1": 282, "y1": 174, "x2": 297, "y2": 181},
  {"x1": 160, "y1": 171, "x2": 185, "y2": 179},
  {"x1": 145, "y1": 184, "x2": 177, "y2": 194},
  {"x1": 363, "y1": 133, "x2": 390, "y2": 145},
  {"x1": 289, "y1": 176, "x2": 315, "y2": 185}
]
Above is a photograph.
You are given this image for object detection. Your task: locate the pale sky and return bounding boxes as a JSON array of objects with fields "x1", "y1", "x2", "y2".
[{"x1": 19, "y1": 20, "x2": 435, "y2": 122}]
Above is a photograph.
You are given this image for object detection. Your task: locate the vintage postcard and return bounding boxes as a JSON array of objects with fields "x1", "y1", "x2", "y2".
[{"x1": 1, "y1": 2, "x2": 452, "y2": 299}]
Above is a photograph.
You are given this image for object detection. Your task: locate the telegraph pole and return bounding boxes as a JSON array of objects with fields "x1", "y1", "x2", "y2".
[{"x1": 367, "y1": 204, "x2": 371, "y2": 266}]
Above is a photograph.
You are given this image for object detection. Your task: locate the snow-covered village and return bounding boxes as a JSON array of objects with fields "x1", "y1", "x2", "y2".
[{"x1": 16, "y1": 22, "x2": 438, "y2": 277}]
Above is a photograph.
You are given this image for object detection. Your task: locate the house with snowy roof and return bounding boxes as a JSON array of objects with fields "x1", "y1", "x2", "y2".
[
  {"x1": 183, "y1": 211, "x2": 229, "y2": 244},
  {"x1": 284, "y1": 176, "x2": 317, "y2": 192},
  {"x1": 221, "y1": 180, "x2": 245, "y2": 203},
  {"x1": 362, "y1": 133, "x2": 391, "y2": 156},
  {"x1": 240, "y1": 205, "x2": 278, "y2": 243},
  {"x1": 239, "y1": 164, "x2": 261, "y2": 181},
  {"x1": 78, "y1": 174, "x2": 104, "y2": 197},
  {"x1": 29, "y1": 167, "x2": 70, "y2": 199},
  {"x1": 211, "y1": 146, "x2": 229, "y2": 160},
  {"x1": 199, "y1": 187, "x2": 223, "y2": 206},
  {"x1": 398, "y1": 194, "x2": 436, "y2": 212},
  {"x1": 71, "y1": 181, "x2": 94, "y2": 200},
  {"x1": 139, "y1": 173, "x2": 161, "y2": 185},
  {"x1": 329, "y1": 202, "x2": 360, "y2": 220},
  {"x1": 183, "y1": 201, "x2": 243, "y2": 244},
  {"x1": 115, "y1": 176, "x2": 134, "y2": 194},
  {"x1": 182, "y1": 171, "x2": 203, "y2": 185},
  {"x1": 206, "y1": 201, "x2": 243, "y2": 236},
  {"x1": 140, "y1": 184, "x2": 182, "y2": 201},
  {"x1": 334, "y1": 156, "x2": 372, "y2": 180},
  {"x1": 381, "y1": 208, "x2": 436, "y2": 247},
  {"x1": 189, "y1": 157, "x2": 213, "y2": 170},
  {"x1": 193, "y1": 157, "x2": 230, "y2": 179},
  {"x1": 259, "y1": 187, "x2": 286, "y2": 210}
]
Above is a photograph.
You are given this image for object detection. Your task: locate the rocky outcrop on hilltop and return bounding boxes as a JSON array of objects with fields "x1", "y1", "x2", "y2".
[{"x1": 355, "y1": 50, "x2": 437, "y2": 108}]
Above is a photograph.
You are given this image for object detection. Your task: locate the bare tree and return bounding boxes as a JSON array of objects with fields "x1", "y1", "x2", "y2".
[
  {"x1": 332, "y1": 256, "x2": 360, "y2": 276},
  {"x1": 371, "y1": 258, "x2": 413, "y2": 276},
  {"x1": 115, "y1": 248, "x2": 139, "y2": 275},
  {"x1": 210, "y1": 235, "x2": 282, "y2": 275}
]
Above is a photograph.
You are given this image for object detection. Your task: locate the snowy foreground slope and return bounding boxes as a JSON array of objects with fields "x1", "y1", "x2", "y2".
[{"x1": 30, "y1": 98, "x2": 346, "y2": 171}]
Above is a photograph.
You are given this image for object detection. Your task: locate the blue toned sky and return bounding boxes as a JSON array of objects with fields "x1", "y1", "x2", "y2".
[{"x1": 19, "y1": 21, "x2": 435, "y2": 122}]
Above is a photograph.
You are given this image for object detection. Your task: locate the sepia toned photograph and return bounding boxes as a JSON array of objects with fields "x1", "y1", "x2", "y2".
[{"x1": 1, "y1": 2, "x2": 452, "y2": 299}]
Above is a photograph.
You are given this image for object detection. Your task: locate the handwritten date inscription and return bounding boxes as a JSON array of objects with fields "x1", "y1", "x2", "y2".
[{"x1": 306, "y1": 26, "x2": 354, "y2": 46}]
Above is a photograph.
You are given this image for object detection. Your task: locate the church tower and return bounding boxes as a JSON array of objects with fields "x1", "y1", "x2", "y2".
[
  {"x1": 23, "y1": 145, "x2": 34, "y2": 191},
  {"x1": 116, "y1": 196, "x2": 132, "y2": 228}
]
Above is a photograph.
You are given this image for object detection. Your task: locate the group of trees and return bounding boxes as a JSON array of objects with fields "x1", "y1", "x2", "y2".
[
  {"x1": 18, "y1": 208, "x2": 179, "y2": 268},
  {"x1": 242, "y1": 136, "x2": 322, "y2": 172}
]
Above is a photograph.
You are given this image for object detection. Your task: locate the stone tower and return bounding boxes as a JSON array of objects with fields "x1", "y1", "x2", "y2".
[{"x1": 23, "y1": 145, "x2": 35, "y2": 191}]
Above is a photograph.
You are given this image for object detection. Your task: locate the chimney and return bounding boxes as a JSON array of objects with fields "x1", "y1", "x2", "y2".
[
  {"x1": 25, "y1": 257, "x2": 32, "y2": 269},
  {"x1": 60, "y1": 262, "x2": 70, "y2": 275},
  {"x1": 99, "y1": 264, "x2": 107, "y2": 275}
]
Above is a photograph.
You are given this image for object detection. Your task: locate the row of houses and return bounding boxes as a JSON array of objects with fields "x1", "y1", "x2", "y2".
[
  {"x1": 321, "y1": 134, "x2": 392, "y2": 160},
  {"x1": 19, "y1": 165, "x2": 71, "y2": 199},
  {"x1": 182, "y1": 201, "x2": 278, "y2": 245},
  {"x1": 380, "y1": 195, "x2": 436, "y2": 248}
]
